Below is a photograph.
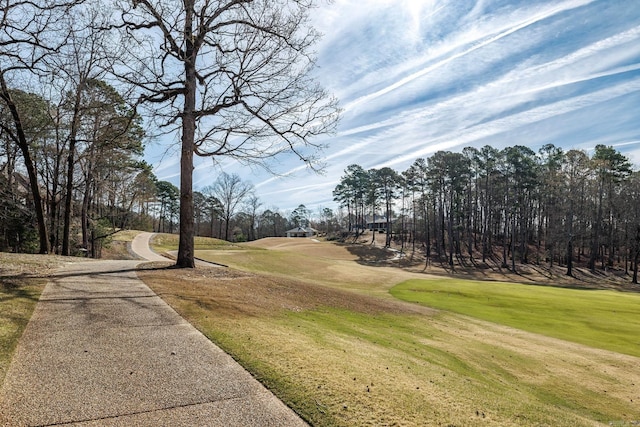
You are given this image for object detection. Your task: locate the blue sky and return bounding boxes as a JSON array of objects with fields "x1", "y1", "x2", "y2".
[{"x1": 146, "y1": 0, "x2": 640, "y2": 213}]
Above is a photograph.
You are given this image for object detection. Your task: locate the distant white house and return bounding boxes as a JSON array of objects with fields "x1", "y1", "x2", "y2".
[
  {"x1": 286, "y1": 226, "x2": 317, "y2": 238},
  {"x1": 366, "y1": 215, "x2": 393, "y2": 232}
]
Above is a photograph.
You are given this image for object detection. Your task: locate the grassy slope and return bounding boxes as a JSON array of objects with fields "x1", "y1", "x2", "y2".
[
  {"x1": 140, "y1": 234, "x2": 640, "y2": 426},
  {"x1": 391, "y1": 278, "x2": 640, "y2": 358},
  {"x1": 144, "y1": 267, "x2": 640, "y2": 426},
  {"x1": 150, "y1": 233, "x2": 232, "y2": 253}
]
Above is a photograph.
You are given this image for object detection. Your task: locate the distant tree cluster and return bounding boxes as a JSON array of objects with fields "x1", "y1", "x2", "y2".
[
  {"x1": 333, "y1": 144, "x2": 640, "y2": 283},
  {"x1": 172, "y1": 172, "x2": 340, "y2": 243}
]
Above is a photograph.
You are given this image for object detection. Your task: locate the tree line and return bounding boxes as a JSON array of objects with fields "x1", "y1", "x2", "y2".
[
  {"x1": 154, "y1": 172, "x2": 340, "y2": 243},
  {"x1": 0, "y1": 0, "x2": 338, "y2": 267},
  {"x1": 333, "y1": 144, "x2": 640, "y2": 283},
  {"x1": 0, "y1": 79, "x2": 153, "y2": 256},
  {"x1": 1, "y1": 126, "x2": 338, "y2": 254}
]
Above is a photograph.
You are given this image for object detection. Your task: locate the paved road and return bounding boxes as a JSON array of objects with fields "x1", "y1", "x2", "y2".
[
  {"x1": 131, "y1": 232, "x2": 170, "y2": 262},
  {"x1": 0, "y1": 235, "x2": 307, "y2": 426}
]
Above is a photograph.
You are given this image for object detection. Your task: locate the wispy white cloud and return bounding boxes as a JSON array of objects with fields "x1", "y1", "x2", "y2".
[
  {"x1": 340, "y1": 0, "x2": 596, "y2": 113},
  {"x1": 146, "y1": 0, "x2": 640, "y2": 212}
]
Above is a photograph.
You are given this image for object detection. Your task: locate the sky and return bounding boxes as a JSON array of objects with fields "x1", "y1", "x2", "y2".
[{"x1": 145, "y1": 0, "x2": 640, "y2": 213}]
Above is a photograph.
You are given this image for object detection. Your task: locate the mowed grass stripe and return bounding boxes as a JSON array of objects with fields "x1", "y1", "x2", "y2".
[{"x1": 390, "y1": 278, "x2": 640, "y2": 357}]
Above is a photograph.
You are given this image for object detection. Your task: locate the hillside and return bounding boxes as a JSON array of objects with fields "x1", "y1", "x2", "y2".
[{"x1": 244, "y1": 234, "x2": 639, "y2": 293}]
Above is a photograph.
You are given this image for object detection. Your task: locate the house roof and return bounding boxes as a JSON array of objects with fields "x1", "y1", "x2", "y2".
[
  {"x1": 365, "y1": 216, "x2": 393, "y2": 223},
  {"x1": 286, "y1": 227, "x2": 317, "y2": 233}
]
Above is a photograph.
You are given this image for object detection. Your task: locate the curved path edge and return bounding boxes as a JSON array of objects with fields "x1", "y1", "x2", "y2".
[{"x1": 131, "y1": 232, "x2": 172, "y2": 262}]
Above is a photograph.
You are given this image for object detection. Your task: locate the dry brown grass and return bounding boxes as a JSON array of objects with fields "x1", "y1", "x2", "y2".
[
  {"x1": 137, "y1": 262, "x2": 432, "y2": 320},
  {"x1": 137, "y1": 239, "x2": 640, "y2": 426},
  {"x1": 0, "y1": 253, "x2": 81, "y2": 277},
  {"x1": 202, "y1": 238, "x2": 438, "y2": 300}
]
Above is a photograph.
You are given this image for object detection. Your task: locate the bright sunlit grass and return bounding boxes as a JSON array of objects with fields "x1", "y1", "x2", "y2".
[
  {"x1": 390, "y1": 278, "x2": 640, "y2": 357},
  {"x1": 110, "y1": 229, "x2": 143, "y2": 241},
  {"x1": 140, "y1": 263, "x2": 640, "y2": 426}
]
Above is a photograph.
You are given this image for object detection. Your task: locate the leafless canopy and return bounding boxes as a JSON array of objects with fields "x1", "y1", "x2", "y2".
[
  {"x1": 0, "y1": 0, "x2": 82, "y2": 254},
  {"x1": 114, "y1": 0, "x2": 339, "y2": 171}
]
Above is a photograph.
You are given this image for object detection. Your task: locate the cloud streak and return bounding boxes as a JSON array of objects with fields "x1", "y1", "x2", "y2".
[{"x1": 147, "y1": 0, "x2": 640, "y2": 213}]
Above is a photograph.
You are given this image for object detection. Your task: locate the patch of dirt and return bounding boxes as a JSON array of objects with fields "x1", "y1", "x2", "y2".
[
  {"x1": 309, "y1": 234, "x2": 640, "y2": 293},
  {"x1": 404, "y1": 255, "x2": 640, "y2": 292},
  {"x1": 136, "y1": 264, "x2": 436, "y2": 319},
  {"x1": 0, "y1": 253, "x2": 88, "y2": 278},
  {"x1": 339, "y1": 243, "x2": 397, "y2": 266}
]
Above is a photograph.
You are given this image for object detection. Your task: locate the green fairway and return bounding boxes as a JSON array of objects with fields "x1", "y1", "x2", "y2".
[{"x1": 391, "y1": 278, "x2": 640, "y2": 357}]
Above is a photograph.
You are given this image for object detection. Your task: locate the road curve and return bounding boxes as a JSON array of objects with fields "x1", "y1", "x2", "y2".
[{"x1": 131, "y1": 232, "x2": 171, "y2": 262}]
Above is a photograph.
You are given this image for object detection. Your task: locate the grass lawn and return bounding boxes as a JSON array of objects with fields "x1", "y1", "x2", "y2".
[
  {"x1": 138, "y1": 235, "x2": 640, "y2": 426},
  {"x1": 150, "y1": 233, "x2": 235, "y2": 254},
  {"x1": 391, "y1": 278, "x2": 640, "y2": 358},
  {"x1": 110, "y1": 229, "x2": 143, "y2": 242}
]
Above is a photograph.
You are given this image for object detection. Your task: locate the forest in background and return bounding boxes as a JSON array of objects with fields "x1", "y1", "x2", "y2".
[
  {"x1": 0, "y1": 73, "x2": 331, "y2": 257},
  {"x1": 333, "y1": 143, "x2": 640, "y2": 282},
  {"x1": 5, "y1": 92, "x2": 640, "y2": 287},
  {"x1": 2, "y1": 65, "x2": 639, "y2": 283}
]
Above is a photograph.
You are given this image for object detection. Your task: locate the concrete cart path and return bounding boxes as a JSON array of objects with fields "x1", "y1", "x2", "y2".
[
  {"x1": 133, "y1": 232, "x2": 226, "y2": 268},
  {"x1": 131, "y1": 232, "x2": 172, "y2": 262},
  {"x1": 0, "y1": 244, "x2": 307, "y2": 426}
]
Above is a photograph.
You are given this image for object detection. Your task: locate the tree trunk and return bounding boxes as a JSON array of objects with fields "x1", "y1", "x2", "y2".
[
  {"x1": 566, "y1": 194, "x2": 574, "y2": 276},
  {"x1": 502, "y1": 210, "x2": 508, "y2": 268},
  {"x1": 0, "y1": 74, "x2": 49, "y2": 254},
  {"x1": 224, "y1": 214, "x2": 231, "y2": 241},
  {"x1": 411, "y1": 196, "x2": 417, "y2": 256},
  {"x1": 81, "y1": 180, "x2": 91, "y2": 250},
  {"x1": 447, "y1": 198, "x2": 454, "y2": 266},
  {"x1": 589, "y1": 179, "x2": 604, "y2": 272},
  {"x1": 62, "y1": 81, "x2": 86, "y2": 256},
  {"x1": 176, "y1": 2, "x2": 196, "y2": 268},
  {"x1": 511, "y1": 213, "x2": 516, "y2": 272},
  {"x1": 62, "y1": 136, "x2": 77, "y2": 255},
  {"x1": 633, "y1": 226, "x2": 640, "y2": 284},
  {"x1": 386, "y1": 199, "x2": 392, "y2": 248}
]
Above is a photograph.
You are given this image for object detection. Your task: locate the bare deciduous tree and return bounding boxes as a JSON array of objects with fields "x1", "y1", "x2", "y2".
[
  {"x1": 51, "y1": 6, "x2": 128, "y2": 255},
  {"x1": 209, "y1": 172, "x2": 254, "y2": 241},
  {"x1": 114, "y1": 0, "x2": 339, "y2": 267}
]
